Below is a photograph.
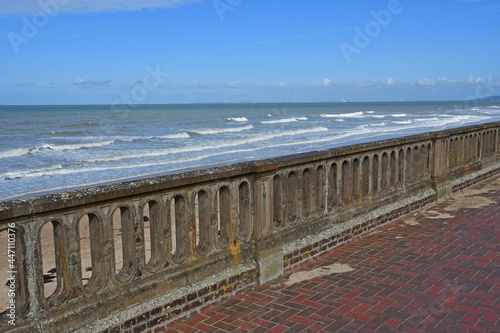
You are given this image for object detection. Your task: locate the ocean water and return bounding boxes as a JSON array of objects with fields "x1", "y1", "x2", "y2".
[{"x1": 1, "y1": 101, "x2": 499, "y2": 201}]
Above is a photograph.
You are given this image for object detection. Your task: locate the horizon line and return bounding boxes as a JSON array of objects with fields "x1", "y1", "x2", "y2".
[{"x1": 2, "y1": 98, "x2": 499, "y2": 107}]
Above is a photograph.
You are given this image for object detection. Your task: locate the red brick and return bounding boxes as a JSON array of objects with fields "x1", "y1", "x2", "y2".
[
  {"x1": 234, "y1": 320, "x2": 255, "y2": 330},
  {"x1": 205, "y1": 313, "x2": 225, "y2": 324},
  {"x1": 464, "y1": 313, "x2": 480, "y2": 323},
  {"x1": 355, "y1": 304, "x2": 372, "y2": 314},
  {"x1": 388, "y1": 265, "x2": 400, "y2": 272},
  {"x1": 291, "y1": 294, "x2": 308, "y2": 303},
  {"x1": 427, "y1": 285, "x2": 443, "y2": 295},
  {"x1": 174, "y1": 324, "x2": 196, "y2": 333},
  {"x1": 309, "y1": 323, "x2": 326, "y2": 331},
  {"x1": 398, "y1": 270, "x2": 419, "y2": 277},
  {"x1": 373, "y1": 296, "x2": 396, "y2": 304},
  {"x1": 346, "y1": 311, "x2": 374, "y2": 321},
  {"x1": 394, "y1": 281, "x2": 415, "y2": 289},
  {"x1": 183, "y1": 314, "x2": 206, "y2": 327},
  {"x1": 482, "y1": 312, "x2": 499, "y2": 323},
  {"x1": 252, "y1": 318, "x2": 274, "y2": 327},
  {"x1": 267, "y1": 326, "x2": 288, "y2": 333},
  {"x1": 291, "y1": 315, "x2": 315, "y2": 325},
  {"x1": 194, "y1": 322, "x2": 216, "y2": 332},
  {"x1": 344, "y1": 290, "x2": 360, "y2": 299},
  {"x1": 301, "y1": 300, "x2": 324, "y2": 309},
  {"x1": 459, "y1": 323, "x2": 487, "y2": 333},
  {"x1": 386, "y1": 318, "x2": 402, "y2": 328},
  {"x1": 339, "y1": 298, "x2": 359, "y2": 306},
  {"x1": 336, "y1": 305, "x2": 354, "y2": 315},
  {"x1": 459, "y1": 305, "x2": 484, "y2": 315}
]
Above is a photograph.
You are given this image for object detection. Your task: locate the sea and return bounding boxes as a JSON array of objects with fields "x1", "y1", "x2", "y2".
[{"x1": 1, "y1": 101, "x2": 499, "y2": 202}]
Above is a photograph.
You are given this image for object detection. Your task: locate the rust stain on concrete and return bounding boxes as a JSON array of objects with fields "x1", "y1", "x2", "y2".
[
  {"x1": 229, "y1": 239, "x2": 241, "y2": 258},
  {"x1": 229, "y1": 214, "x2": 242, "y2": 265}
]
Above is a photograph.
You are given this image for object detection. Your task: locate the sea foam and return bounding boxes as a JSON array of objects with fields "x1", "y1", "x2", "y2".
[
  {"x1": 155, "y1": 132, "x2": 191, "y2": 139},
  {"x1": 226, "y1": 117, "x2": 249, "y2": 122},
  {"x1": 0, "y1": 140, "x2": 115, "y2": 159},
  {"x1": 192, "y1": 124, "x2": 254, "y2": 135},
  {"x1": 82, "y1": 127, "x2": 329, "y2": 163},
  {"x1": 261, "y1": 117, "x2": 306, "y2": 124},
  {"x1": 320, "y1": 112, "x2": 364, "y2": 118}
]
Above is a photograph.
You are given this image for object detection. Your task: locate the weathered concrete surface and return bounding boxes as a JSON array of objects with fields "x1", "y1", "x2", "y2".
[{"x1": 257, "y1": 252, "x2": 284, "y2": 285}]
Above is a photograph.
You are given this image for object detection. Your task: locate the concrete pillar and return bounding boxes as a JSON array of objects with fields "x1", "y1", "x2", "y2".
[
  {"x1": 495, "y1": 129, "x2": 499, "y2": 159},
  {"x1": 253, "y1": 175, "x2": 273, "y2": 239},
  {"x1": 252, "y1": 164, "x2": 283, "y2": 284},
  {"x1": 431, "y1": 135, "x2": 453, "y2": 202}
]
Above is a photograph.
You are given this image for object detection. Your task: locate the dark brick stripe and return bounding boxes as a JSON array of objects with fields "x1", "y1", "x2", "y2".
[
  {"x1": 284, "y1": 195, "x2": 436, "y2": 269},
  {"x1": 452, "y1": 166, "x2": 500, "y2": 193},
  {"x1": 102, "y1": 269, "x2": 256, "y2": 333}
]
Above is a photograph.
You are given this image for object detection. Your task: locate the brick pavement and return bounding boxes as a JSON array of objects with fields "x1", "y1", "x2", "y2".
[{"x1": 163, "y1": 176, "x2": 500, "y2": 333}]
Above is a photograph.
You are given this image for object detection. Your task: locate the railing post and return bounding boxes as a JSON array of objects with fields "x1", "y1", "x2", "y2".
[
  {"x1": 252, "y1": 164, "x2": 283, "y2": 284},
  {"x1": 65, "y1": 212, "x2": 83, "y2": 300},
  {"x1": 431, "y1": 134, "x2": 453, "y2": 202},
  {"x1": 23, "y1": 218, "x2": 42, "y2": 327},
  {"x1": 494, "y1": 129, "x2": 499, "y2": 159}
]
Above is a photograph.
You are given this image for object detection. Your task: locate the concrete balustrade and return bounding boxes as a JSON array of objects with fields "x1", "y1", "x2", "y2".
[{"x1": 0, "y1": 122, "x2": 499, "y2": 333}]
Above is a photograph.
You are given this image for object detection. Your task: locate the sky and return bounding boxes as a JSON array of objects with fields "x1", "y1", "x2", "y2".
[{"x1": 1, "y1": 0, "x2": 500, "y2": 105}]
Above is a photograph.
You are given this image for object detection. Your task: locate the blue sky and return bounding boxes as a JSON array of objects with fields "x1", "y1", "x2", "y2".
[{"x1": 1, "y1": 0, "x2": 499, "y2": 104}]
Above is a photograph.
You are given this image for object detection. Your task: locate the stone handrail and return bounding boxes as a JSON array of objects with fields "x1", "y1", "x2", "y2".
[{"x1": 0, "y1": 122, "x2": 499, "y2": 332}]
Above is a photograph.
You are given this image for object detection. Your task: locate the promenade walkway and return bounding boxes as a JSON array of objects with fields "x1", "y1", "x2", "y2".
[{"x1": 164, "y1": 175, "x2": 500, "y2": 333}]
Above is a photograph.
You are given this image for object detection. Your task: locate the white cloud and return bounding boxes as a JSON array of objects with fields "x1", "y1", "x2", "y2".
[
  {"x1": 74, "y1": 78, "x2": 112, "y2": 87},
  {"x1": 465, "y1": 76, "x2": 485, "y2": 84},
  {"x1": 189, "y1": 81, "x2": 252, "y2": 89},
  {"x1": 308, "y1": 78, "x2": 333, "y2": 87},
  {"x1": 0, "y1": 0, "x2": 201, "y2": 16},
  {"x1": 417, "y1": 78, "x2": 436, "y2": 86},
  {"x1": 411, "y1": 76, "x2": 496, "y2": 86},
  {"x1": 124, "y1": 76, "x2": 500, "y2": 93},
  {"x1": 228, "y1": 81, "x2": 244, "y2": 88},
  {"x1": 15, "y1": 82, "x2": 36, "y2": 87},
  {"x1": 157, "y1": 82, "x2": 185, "y2": 89}
]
